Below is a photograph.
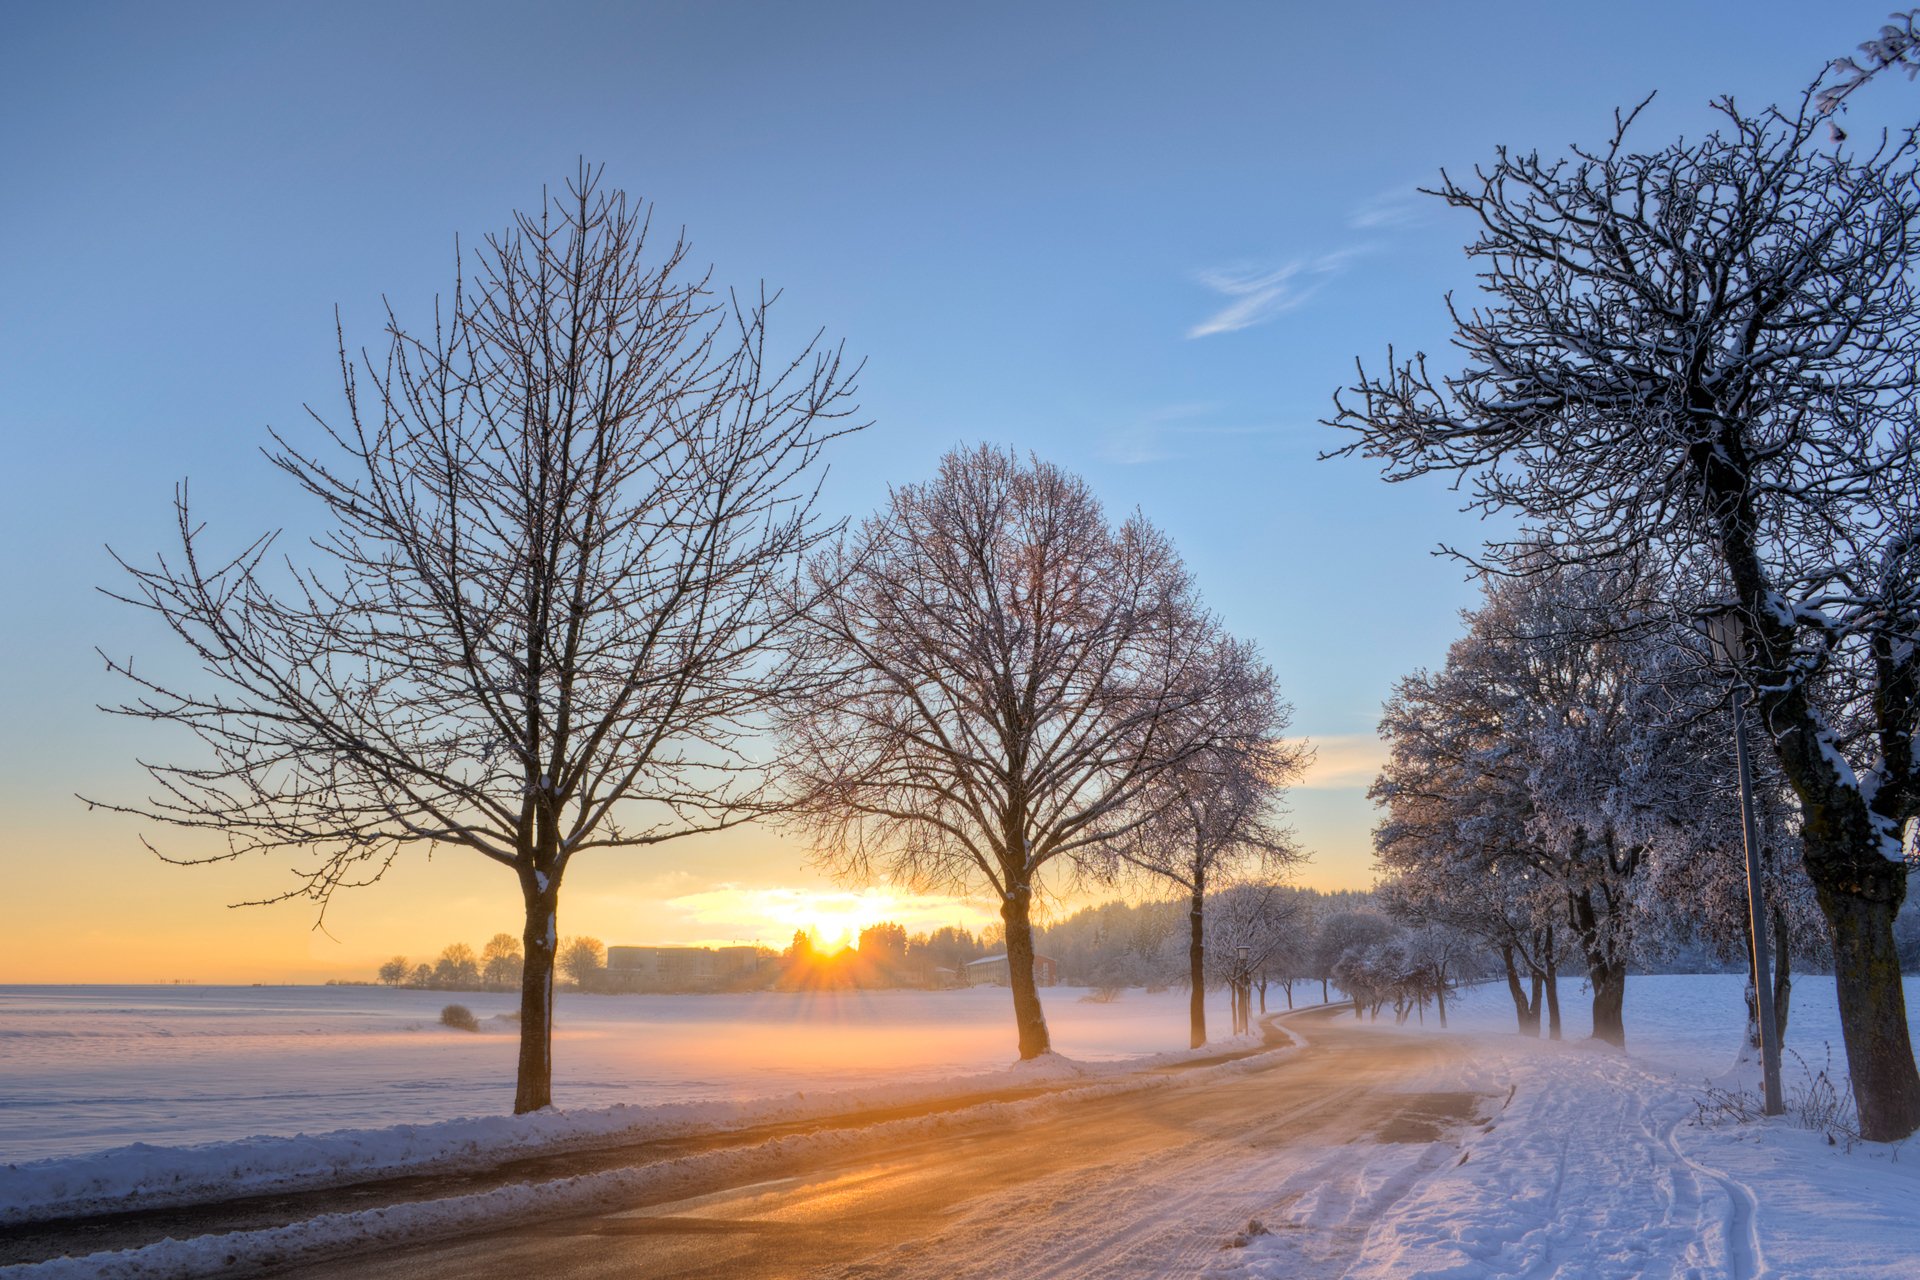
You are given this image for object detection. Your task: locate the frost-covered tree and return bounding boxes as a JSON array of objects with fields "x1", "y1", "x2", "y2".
[
  {"x1": 778, "y1": 446, "x2": 1236, "y2": 1059},
  {"x1": 1819, "y1": 11, "x2": 1920, "y2": 115},
  {"x1": 1329, "y1": 99, "x2": 1920, "y2": 1137},
  {"x1": 1313, "y1": 909, "x2": 1400, "y2": 1012},
  {"x1": 1206, "y1": 880, "x2": 1309, "y2": 1031},
  {"x1": 1115, "y1": 635, "x2": 1308, "y2": 1047},
  {"x1": 1374, "y1": 562, "x2": 1680, "y2": 1047},
  {"x1": 94, "y1": 167, "x2": 860, "y2": 1113}
]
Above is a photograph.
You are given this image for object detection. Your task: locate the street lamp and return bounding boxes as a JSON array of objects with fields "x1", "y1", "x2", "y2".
[{"x1": 1705, "y1": 610, "x2": 1784, "y2": 1117}]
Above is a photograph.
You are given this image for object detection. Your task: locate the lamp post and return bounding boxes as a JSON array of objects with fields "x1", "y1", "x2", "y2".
[{"x1": 1706, "y1": 611, "x2": 1784, "y2": 1117}]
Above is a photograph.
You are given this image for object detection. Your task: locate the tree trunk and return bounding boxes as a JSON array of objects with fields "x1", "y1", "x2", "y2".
[
  {"x1": 1321, "y1": 976, "x2": 1329, "y2": 1003},
  {"x1": 1188, "y1": 882, "x2": 1206, "y2": 1049},
  {"x1": 1544, "y1": 944, "x2": 1562, "y2": 1041},
  {"x1": 1257, "y1": 979, "x2": 1267, "y2": 1015},
  {"x1": 1001, "y1": 889, "x2": 1052, "y2": 1059},
  {"x1": 1703, "y1": 471, "x2": 1920, "y2": 1140},
  {"x1": 1809, "y1": 858, "x2": 1920, "y2": 1141},
  {"x1": 514, "y1": 886, "x2": 558, "y2": 1113},
  {"x1": 1588, "y1": 956, "x2": 1627, "y2": 1047},
  {"x1": 1569, "y1": 892, "x2": 1626, "y2": 1047},
  {"x1": 1501, "y1": 944, "x2": 1537, "y2": 1035},
  {"x1": 1436, "y1": 982, "x2": 1448, "y2": 1029}
]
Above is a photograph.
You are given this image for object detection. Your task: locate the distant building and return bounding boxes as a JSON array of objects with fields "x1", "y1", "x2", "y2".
[
  {"x1": 963, "y1": 952, "x2": 1057, "y2": 987},
  {"x1": 597, "y1": 944, "x2": 769, "y2": 992}
]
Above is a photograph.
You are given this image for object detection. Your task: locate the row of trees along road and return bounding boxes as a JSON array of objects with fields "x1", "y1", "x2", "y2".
[
  {"x1": 1329, "y1": 83, "x2": 1920, "y2": 1137},
  {"x1": 1372, "y1": 558, "x2": 1831, "y2": 1051},
  {"x1": 93, "y1": 172, "x2": 1300, "y2": 1112},
  {"x1": 775, "y1": 446, "x2": 1300, "y2": 1059}
]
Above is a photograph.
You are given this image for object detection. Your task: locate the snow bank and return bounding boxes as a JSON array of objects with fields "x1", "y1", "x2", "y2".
[{"x1": 1213, "y1": 974, "x2": 1920, "y2": 1279}]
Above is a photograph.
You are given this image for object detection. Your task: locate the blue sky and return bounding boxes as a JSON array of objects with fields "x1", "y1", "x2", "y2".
[{"x1": 2, "y1": 2, "x2": 1909, "y2": 978}]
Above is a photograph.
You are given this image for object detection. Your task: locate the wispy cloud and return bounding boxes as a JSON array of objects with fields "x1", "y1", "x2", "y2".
[
  {"x1": 1288, "y1": 732, "x2": 1386, "y2": 791},
  {"x1": 1186, "y1": 250, "x2": 1360, "y2": 338},
  {"x1": 1097, "y1": 404, "x2": 1295, "y2": 466},
  {"x1": 1347, "y1": 186, "x2": 1427, "y2": 231}
]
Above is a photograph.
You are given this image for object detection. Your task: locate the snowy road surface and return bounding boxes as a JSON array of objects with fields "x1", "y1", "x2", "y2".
[
  {"x1": 245, "y1": 1011, "x2": 1466, "y2": 1280},
  {"x1": 38, "y1": 1008, "x2": 1899, "y2": 1280},
  {"x1": 9, "y1": 996, "x2": 1920, "y2": 1277}
]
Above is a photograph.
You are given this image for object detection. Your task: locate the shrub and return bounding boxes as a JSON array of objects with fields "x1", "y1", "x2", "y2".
[{"x1": 440, "y1": 1003, "x2": 479, "y2": 1032}]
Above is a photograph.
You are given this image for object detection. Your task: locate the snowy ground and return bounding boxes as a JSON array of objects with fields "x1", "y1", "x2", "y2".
[
  {"x1": 0, "y1": 983, "x2": 1242, "y2": 1162},
  {"x1": 1213, "y1": 974, "x2": 1920, "y2": 1279},
  {"x1": 8, "y1": 976, "x2": 1920, "y2": 1277}
]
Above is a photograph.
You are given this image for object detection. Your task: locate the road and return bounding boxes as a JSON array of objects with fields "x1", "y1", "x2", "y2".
[{"x1": 272, "y1": 1009, "x2": 1493, "y2": 1280}]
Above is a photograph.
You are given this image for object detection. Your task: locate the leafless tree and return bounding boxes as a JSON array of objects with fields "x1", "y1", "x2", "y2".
[
  {"x1": 1328, "y1": 98, "x2": 1920, "y2": 1138},
  {"x1": 92, "y1": 166, "x2": 860, "y2": 1112},
  {"x1": 1114, "y1": 636, "x2": 1308, "y2": 1047},
  {"x1": 777, "y1": 445, "x2": 1236, "y2": 1058},
  {"x1": 481, "y1": 932, "x2": 523, "y2": 990},
  {"x1": 1206, "y1": 880, "x2": 1308, "y2": 1032},
  {"x1": 557, "y1": 936, "x2": 606, "y2": 988}
]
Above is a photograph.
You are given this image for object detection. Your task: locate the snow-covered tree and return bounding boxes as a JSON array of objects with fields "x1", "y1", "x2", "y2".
[
  {"x1": 1114, "y1": 634, "x2": 1309, "y2": 1046},
  {"x1": 1374, "y1": 562, "x2": 1684, "y2": 1047},
  {"x1": 95, "y1": 167, "x2": 860, "y2": 1113},
  {"x1": 1206, "y1": 880, "x2": 1310, "y2": 1030},
  {"x1": 1329, "y1": 99, "x2": 1920, "y2": 1137},
  {"x1": 778, "y1": 446, "x2": 1238, "y2": 1059}
]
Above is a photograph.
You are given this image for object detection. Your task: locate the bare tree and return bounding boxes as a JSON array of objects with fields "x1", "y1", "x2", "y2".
[
  {"x1": 1115, "y1": 636, "x2": 1308, "y2": 1047},
  {"x1": 433, "y1": 942, "x2": 481, "y2": 989},
  {"x1": 557, "y1": 936, "x2": 605, "y2": 988},
  {"x1": 1328, "y1": 98, "x2": 1920, "y2": 1138},
  {"x1": 93, "y1": 166, "x2": 860, "y2": 1112},
  {"x1": 777, "y1": 445, "x2": 1234, "y2": 1059},
  {"x1": 377, "y1": 955, "x2": 409, "y2": 986},
  {"x1": 481, "y1": 932, "x2": 523, "y2": 990}
]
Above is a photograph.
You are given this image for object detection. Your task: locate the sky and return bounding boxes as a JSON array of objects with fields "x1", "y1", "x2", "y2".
[{"x1": 2, "y1": 1, "x2": 1911, "y2": 982}]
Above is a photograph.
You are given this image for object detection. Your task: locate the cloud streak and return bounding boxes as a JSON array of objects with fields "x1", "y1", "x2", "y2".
[
  {"x1": 1287, "y1": 732, "x2": 1386, "y2": 791},
  {"x1": 1186, "y1": 250, "x2": 1360, "y2": 338},
  {"x1": 1347, "y1": 187, "x2": 1426, "y2": 231}
]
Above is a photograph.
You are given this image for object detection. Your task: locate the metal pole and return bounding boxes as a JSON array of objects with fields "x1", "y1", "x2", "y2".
[{"x1": 1732, "y1": 685, "x2": 1785, "y2": 1116}]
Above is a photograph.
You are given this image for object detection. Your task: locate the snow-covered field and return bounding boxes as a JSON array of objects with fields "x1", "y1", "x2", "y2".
[
  {"x1": 0, "y1": 982, "x2": 1244, "y2": 1162},
  {"x1": 1409, "y1": 970, "x2": 1915, "y2": 1086}
]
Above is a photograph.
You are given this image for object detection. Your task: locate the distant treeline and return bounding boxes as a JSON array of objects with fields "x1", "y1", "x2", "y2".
[{"x1": 367, "y1": 886, "x2": 1473, "y2": 998}]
